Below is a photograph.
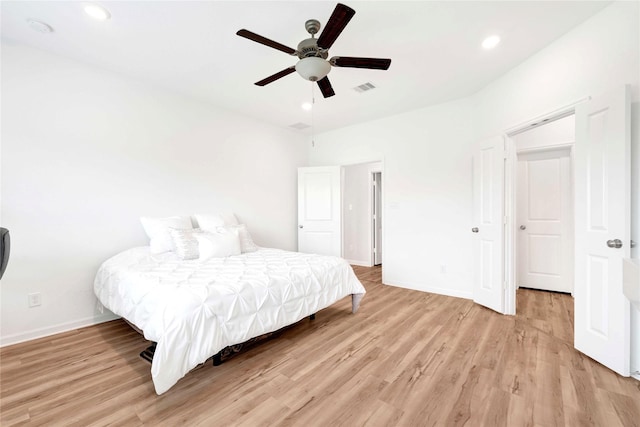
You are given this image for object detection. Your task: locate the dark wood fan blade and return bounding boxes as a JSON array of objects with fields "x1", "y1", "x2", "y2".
[
  {"x1": 255, "y1": 67, "x2": 296, "y2": 86},
  {"x1": 317, "y1": 76, "x2": 335, "y2": 98},
  {"x1": 330, "y1": 56, "x2": 391, "y2": 70},
  {"x1": 237, "y1": 29, "x2": 296, "y2": 55},
  {"x1": 317, "y1": 3, "x2": 356, "y2": 49}
]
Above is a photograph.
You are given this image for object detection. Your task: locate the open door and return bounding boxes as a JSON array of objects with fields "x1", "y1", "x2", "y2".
[
  {"x1": 298, "y1": 166, "x2": 341, "y2": 256},
  {"x1": 472, "y1": 136, "x2": 506, "y2": 314},
  {"x1": 574, "y1": 86, "x2": 631, "y2": 376}
]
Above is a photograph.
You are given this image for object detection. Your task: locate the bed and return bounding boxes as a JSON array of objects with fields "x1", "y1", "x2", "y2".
[{"x1": 94, "y1": 246, "x2": 366, "y2": 394}]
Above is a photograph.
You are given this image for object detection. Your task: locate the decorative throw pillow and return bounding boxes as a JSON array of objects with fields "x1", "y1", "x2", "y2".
[
  {"x1": 168, "y1": 228, "x2": 203, "y2": 260},
  {"x1": 195, "y1": 212, "x2": 239, "y2": 230},
  {"x1": 196, "y1": 229, "x2": 241, "y2": 260},
  {"x1": 140, "y1": 216, "x2": 193, "y2": 254},
  {"x1": 217, "y1": 224, "x2": 258, "y2": 253}
]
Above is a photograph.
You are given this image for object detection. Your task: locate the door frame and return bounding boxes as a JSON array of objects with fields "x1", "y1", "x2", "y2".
[{"x1": 503, "y1": 98, "x2": 589, "y2": 315}]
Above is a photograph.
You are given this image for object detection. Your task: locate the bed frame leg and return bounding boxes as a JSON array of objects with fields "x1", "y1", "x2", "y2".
[
  {"x1": 140, "y1": 342, "x2": 156, "y2": 364},
  {"x1": 309, "y1": 313, "x2": 316, "y2": 320},
  {"x1": 213, "y1": 353, "x2": 222, "y2": 366}
]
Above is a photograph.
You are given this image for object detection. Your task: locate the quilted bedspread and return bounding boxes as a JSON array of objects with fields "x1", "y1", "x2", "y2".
[{"x1": 93, "y1": 247, "x2": 366, "y2": 394}]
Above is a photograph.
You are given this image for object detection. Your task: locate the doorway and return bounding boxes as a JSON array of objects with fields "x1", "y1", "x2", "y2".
[
  {"x1": 512, "y1": 114, "x2": 575, "y2": 295},
  {"x1": 342, "y1": 161, "x2": 382, "y2": 267}
]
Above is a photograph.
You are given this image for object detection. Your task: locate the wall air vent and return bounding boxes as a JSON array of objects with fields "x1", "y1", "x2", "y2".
[
  {"x1": 289, "y1": 122, "x2": 311, "y2": 130},
  {"x1": 353, "y1": 82, "x2": 376, "y2": 93}
]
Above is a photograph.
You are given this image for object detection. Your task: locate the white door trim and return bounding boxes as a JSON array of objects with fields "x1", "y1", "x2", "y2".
[{"x1": 504, "y1": 96, "x2": 590, "y2": 136}]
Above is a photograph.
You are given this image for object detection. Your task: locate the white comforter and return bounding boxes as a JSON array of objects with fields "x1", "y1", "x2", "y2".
[{"x1": 93, "y1": 247, "x2": 366, "y2": 394}]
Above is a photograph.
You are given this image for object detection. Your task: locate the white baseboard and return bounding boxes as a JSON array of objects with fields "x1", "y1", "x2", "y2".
[
  {"x1": 346, "y1": 259, "x2": 373, "y2": 267},
  {"x1": 384, "y1": 279, "x2": 473, "y2": 300},
  {"x1": 0, "y1": 312, "x2": 120, "y2": 348}
]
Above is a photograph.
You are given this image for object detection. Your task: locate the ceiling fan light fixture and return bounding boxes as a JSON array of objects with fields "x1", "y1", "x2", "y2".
[{"x1": 295, "y1": 57, "x2": 331, "y2": 82}]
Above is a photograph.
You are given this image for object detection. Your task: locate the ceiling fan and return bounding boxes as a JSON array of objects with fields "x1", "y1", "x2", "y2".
[{"x1": 236, "y1": 3, "x2": 392, "y2": 98}]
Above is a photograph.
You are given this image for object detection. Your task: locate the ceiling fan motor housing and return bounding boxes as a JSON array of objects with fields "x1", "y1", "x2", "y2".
[{"x1": 297, "y1": 38, "x2": 328, "y2": 59}]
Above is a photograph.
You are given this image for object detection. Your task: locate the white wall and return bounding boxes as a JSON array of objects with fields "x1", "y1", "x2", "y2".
[
  {"x1": 310, "y1": 1, "x2": 640, "y2": 375},
  {"x1": 0, "y1": 43, "x2": 307, "y2": 346},
  {"x1": 342, "y1": 161, "x2": 381, "y2": 266},
  {"x1": 311, "y1": 99, "x2": 476, "y2": 299}
]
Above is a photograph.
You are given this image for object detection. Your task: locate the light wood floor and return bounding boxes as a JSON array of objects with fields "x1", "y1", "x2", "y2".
[{"x1": 1, "y1": 266, "x2": 639, "y2": 426}]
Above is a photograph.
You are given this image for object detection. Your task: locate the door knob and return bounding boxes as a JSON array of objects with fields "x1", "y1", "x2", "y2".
[
  {"x1": 606, "y1": 239, "x2": 623, "y2": 248},
  {"x1": 520, "y1": 225, "x2": 526, "y2": 230},
  {"x1": 299, "y1": 225, "x2": 304, "y2": 229},
  {"x1": 471, "y1": 227, "x2": 479, "y2": 233}
]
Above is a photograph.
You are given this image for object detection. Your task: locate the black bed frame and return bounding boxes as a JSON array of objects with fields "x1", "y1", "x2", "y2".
[{"x1": 139, "y1": 313, "x2": 316, "y2": 366}]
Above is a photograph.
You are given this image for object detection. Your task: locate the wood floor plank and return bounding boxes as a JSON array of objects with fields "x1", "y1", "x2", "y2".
[{"x1": 1, "y1": 265, "x2": 639, "y2": 426}]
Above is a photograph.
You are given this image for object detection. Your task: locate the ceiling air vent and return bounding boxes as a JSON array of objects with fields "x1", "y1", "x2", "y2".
[
  {"x1": 289, "y1": 122, "x2": 311, "y2": 130},
  {"x1": 353, "y1": 82, "x2": 376, "y2": 93}
]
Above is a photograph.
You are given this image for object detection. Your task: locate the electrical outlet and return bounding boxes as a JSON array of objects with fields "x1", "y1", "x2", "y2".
[
  {"x1": 28, "y1": 292, "x2": 42, "y2": 308},
  {"x1": 440, "y1": 264, "x2": 447, "y2": 274},
  {"x1": 96, "y1": 300, "x2": 104, "y2": 314}
]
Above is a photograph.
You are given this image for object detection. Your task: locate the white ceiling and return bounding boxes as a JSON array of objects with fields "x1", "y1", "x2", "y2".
[{"x1": 1, "y1": 1, "x2": 610, "y2": 133}]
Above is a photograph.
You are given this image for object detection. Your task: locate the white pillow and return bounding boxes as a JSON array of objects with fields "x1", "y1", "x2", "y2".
[
  {"x1": 168, "y1": 228, "x2": 203, "y2": 260},
  {"x1": 217, "y1": 224, "x2": 258, "y2": 253},
  {"x1": 195, "y1": 212, "x2": 239, "y2": 230},
  {"x1": 140, "y1": 216, "x2": 192, "y2": 254},
  {"x1": 196, "y1": 229, "x2": 241, "y2": 260}
]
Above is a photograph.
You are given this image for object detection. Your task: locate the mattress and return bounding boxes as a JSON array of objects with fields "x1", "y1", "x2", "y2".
[{"x1": 94, "y1": 246, "x2": 366, "y2": 394}]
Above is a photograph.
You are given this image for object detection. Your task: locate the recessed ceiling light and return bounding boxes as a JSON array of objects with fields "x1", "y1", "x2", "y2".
[
  {"x1": 27, "y1": 19, "x2": 54, "y2": 33},
  {"x1": 84, "y1": 4, "x2": 111, "y2": 21},
  {"x1": 482, "y1": 35, "x2": 500, "y2": 50},
  {"x1": 301, "y1": 102, "x2": 313, "y2": 111}
]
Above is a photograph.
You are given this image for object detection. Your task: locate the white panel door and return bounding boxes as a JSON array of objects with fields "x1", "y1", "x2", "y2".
[
  {"x1": 574, "y1": 86, "x2": 630, "y2": 376},
  {"x1": 298, "y1": 166, "x2": 341, "y2": 256},
  {"x1": 473, "y1": 137, "x2": 505, "y2": 314},
  {"x1": 517, "y1": 148, "x2": 573, "y2": 293}
]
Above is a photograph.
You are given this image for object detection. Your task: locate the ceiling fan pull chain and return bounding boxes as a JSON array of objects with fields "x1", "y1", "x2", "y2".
[{"x1": 311, "y1": 83, "x2": 316, "y2": 148}]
